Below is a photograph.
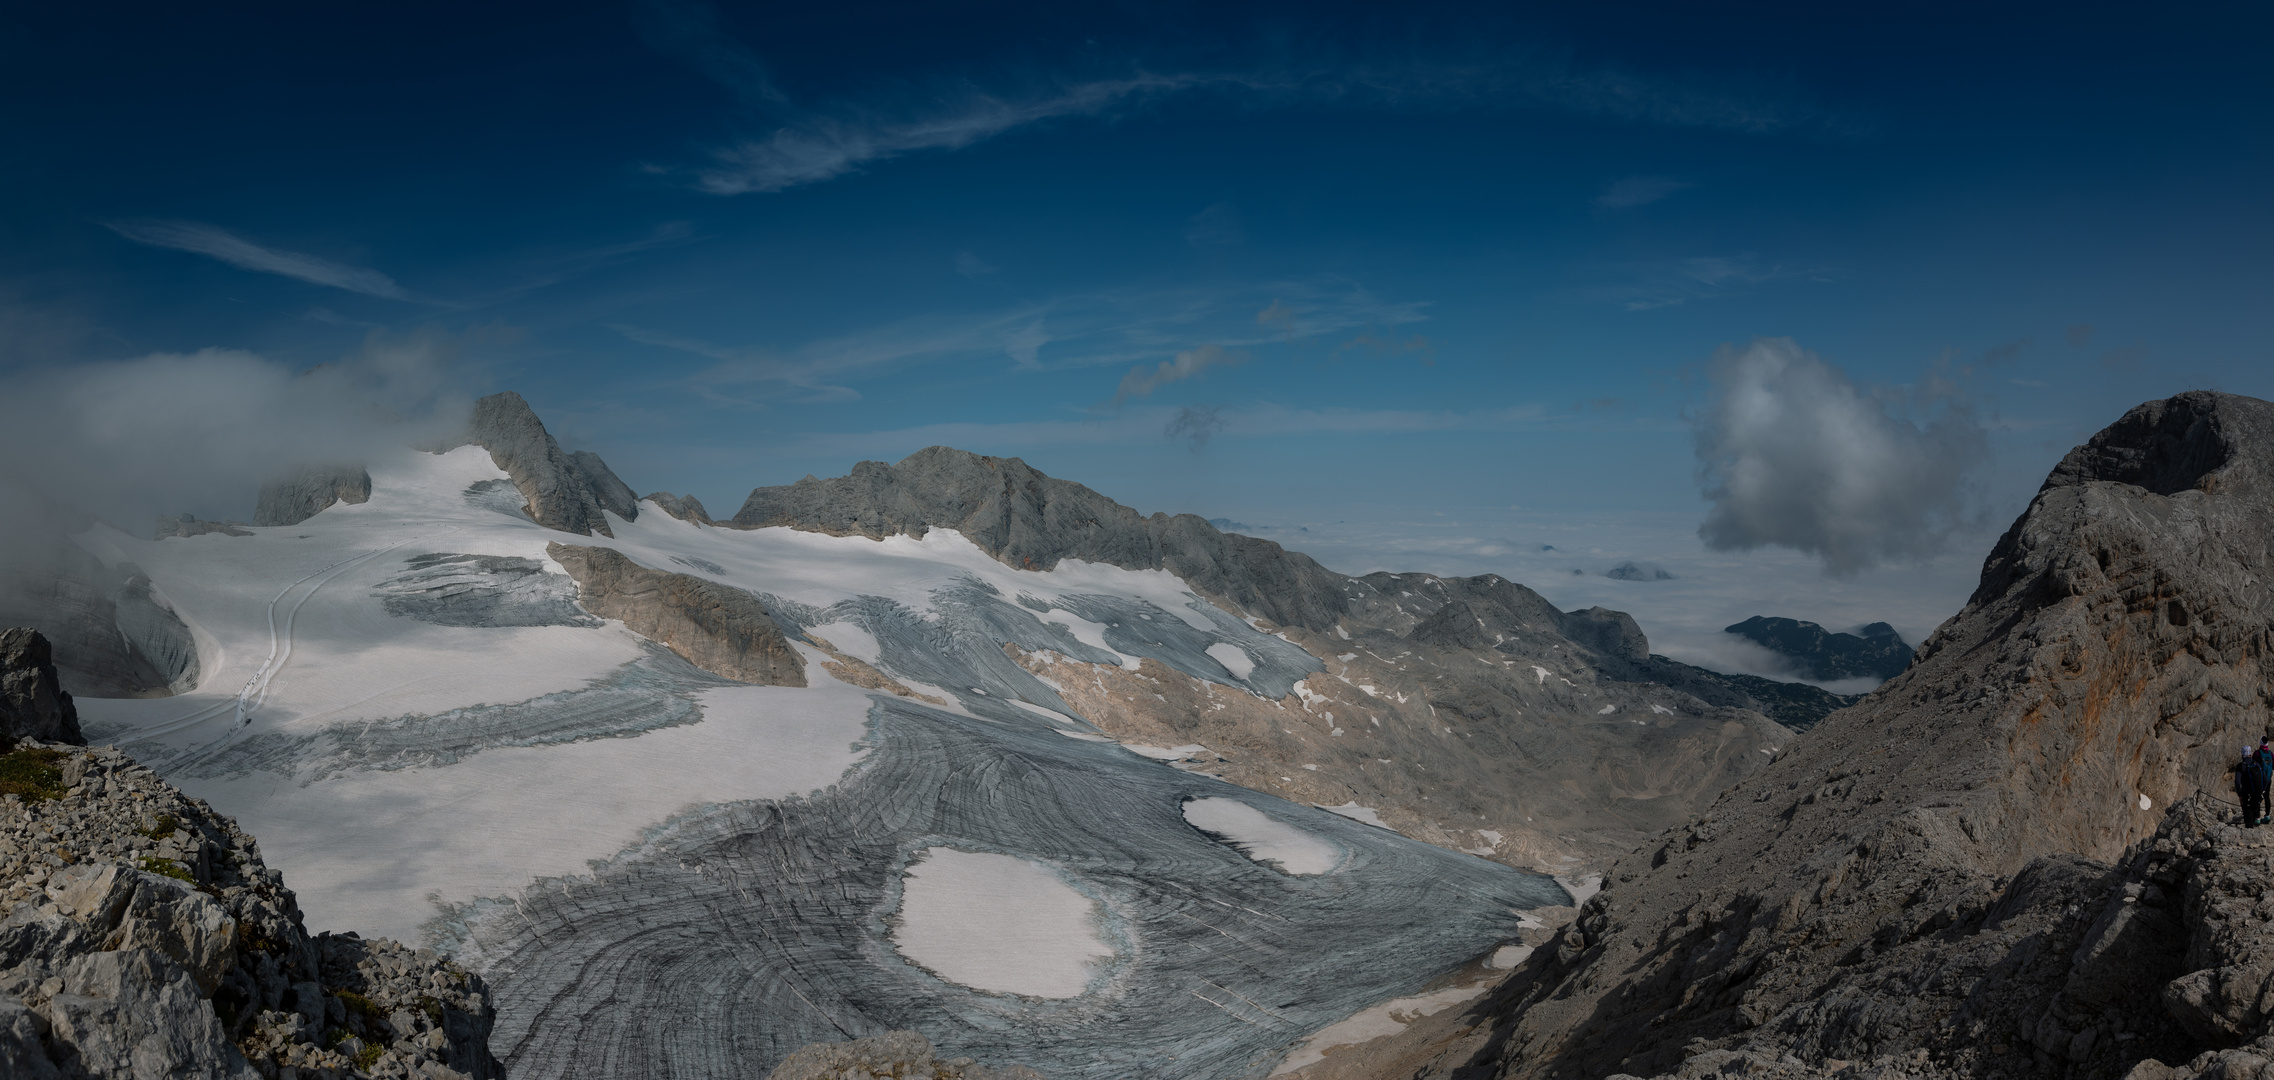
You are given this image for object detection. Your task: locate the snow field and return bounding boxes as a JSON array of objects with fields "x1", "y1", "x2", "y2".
[
  {"x1": 1180, "y1": 797, "x2": 1344, "y2": 875},
  {"x1": 890, "y1": 848, "x2": 1113, "y2": 998}
]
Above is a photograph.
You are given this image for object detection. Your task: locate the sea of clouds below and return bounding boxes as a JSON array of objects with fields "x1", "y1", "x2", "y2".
[{"x1": 1207, "y1": 507, "x2": 1996, "y2": 696}]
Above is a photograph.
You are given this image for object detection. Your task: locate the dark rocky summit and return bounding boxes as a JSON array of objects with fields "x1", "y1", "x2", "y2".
[
  {"x1": 252, "y1": 464, "x2": 372, "y2": 527},
  {"x1": 1605, "y1": 561, "x2": 1675, "y2": 581},
  {"x1": 455, "y1": 392, "x2": 636, "y2": 537},
  {"x1": 0, "y1": 738, "x2": 501, "y2": 1079},
  {"x1": 547, "y1": 543, "x2": 806, "y2": 686},
  {"x1": 1, "y1": 629, "x2": 84, "y2": 746},
  {"x1": 1726, "y1": 615, "x2": 1915, "y2": 682},
  {"x1": 1369, "y1": 391, "x2": 2274, "y2": 1080}
]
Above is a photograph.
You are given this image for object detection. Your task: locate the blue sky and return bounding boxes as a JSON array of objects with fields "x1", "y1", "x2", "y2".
[{"x1": 4, "y1": 1, "x2": 2269, "y2": 599}]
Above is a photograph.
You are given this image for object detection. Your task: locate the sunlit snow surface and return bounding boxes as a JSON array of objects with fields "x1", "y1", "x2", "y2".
[{"x1": 74, "y1": 446, "x2": 1562, "y2": 1079}]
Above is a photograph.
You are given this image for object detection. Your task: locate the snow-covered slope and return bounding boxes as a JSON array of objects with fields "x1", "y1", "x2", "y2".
[{"x1": 72, "y1": 444, "x2": 1557, "y2": 1079}]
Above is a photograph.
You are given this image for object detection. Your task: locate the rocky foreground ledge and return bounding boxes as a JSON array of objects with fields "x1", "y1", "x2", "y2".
[{"x1": 0, "y1": 733, "x2": 502, "y2": 1080}]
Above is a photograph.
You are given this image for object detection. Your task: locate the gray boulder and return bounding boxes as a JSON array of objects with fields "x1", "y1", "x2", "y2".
[
  {"x1": 0, "y1": 627, "x2": 84, "y2": 745},
  {"x1": 252, "y1": 463, "x2": 371, "y2": 526},
  {"x1": 547, "y1": 543, "x2": 805, "y2": 686}
]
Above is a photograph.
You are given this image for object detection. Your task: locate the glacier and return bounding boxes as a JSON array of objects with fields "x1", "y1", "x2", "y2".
[{"x1": 68, "y1": 443, "x2": 1563, "y2": 1078}]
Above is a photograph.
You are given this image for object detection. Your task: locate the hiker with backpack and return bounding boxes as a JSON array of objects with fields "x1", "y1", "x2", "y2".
[{"x1": 2236, "y1": 745, "x2": 2270, "y2": 828}]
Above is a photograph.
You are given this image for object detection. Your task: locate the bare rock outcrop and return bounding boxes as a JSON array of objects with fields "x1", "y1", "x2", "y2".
[
  {"x1": 643, "y1": 491, "x2": 710, "y2": 525},
  {"x1": 0, "y1": 629, "x2": 84, "y2": 745},
  {"x1": 458, "y1": 392, "x2": 636, "y2": 537},
  {"x1": 766, "y1": 1030, "x2": 1046, "y2": 1080},
  {"x1": 730, "y1": 446, "x2": 1353, "y2": 633},
  {"x1": 252, "y1": 463, "x2": 372, "y2": 527},
  {"x1": 0, "y1": 740, "x2": 501, "y2": 1079},
  {"x1": 546, "y1": 543, "x2": 806, "y2": 686},
  {"x1": 1429, "y1": 391, "x2": 2274, "y2": 1080}
]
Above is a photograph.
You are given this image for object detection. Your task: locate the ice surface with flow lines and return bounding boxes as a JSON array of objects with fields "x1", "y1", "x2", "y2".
[{"x1": 74, "y1": 444, "x2": 1564, "y2": 1079}]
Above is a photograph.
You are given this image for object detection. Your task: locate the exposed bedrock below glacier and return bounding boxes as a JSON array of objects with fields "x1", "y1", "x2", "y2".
[{"x1": 447, "y1": 695, "x2": 1557, "y2": 1080}]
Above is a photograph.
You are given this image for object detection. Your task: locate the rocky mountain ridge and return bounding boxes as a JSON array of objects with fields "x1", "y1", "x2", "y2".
[
  {"x1": 1301, "y1": 390, "x2": 2274, "y2": 1080},
  {"x1": 718, "y1": 444, "x2": 1857, "y2": 869},
  {"x1": 1725, "y1": 616, "x2": 1914, "y2": 682},
  {"x1": 1, "y1": 630, "x2": 503, "y2": 1079}
]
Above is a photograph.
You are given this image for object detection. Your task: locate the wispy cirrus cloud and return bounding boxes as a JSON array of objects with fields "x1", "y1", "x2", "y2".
[
  {"x1": 695, "y1": 74, "x2": 1203, "y2": 195},
  {"x1": 1579, "y1": 253, "x2": 1836, "y2": 311},
  {"x1": 646, "y1": 1, "x2": 1849, "y2": 197},
  {"x1": 1594, "y1": 175, "x2": 1694, "y2": 208},
  {"x1": 615, "y1": 277, "x2": 1429, "y2": 406},
  {"x1": 104, "y1": 220, "x2": 437, "y2": 304},
  {"x1": 785, "y1": 400, "x2": 1552, "y2": 459}
]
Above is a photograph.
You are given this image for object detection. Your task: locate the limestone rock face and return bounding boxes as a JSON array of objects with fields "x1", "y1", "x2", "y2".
[
  {"x1": 644, "y1": 491, "x2": 711, "y2": 524},
  {"x1": 1441, "y1": 392, "x2": 2274, "y2": 1080},
  {"x1": 0, "y1": 628, "x2": 84, "y2": 745},
  {"x1": 460, "y1": 391, "x2": 634, "y2": 537},
  {"x1": 730, "y1": 446, "x2": 1353, "y2": 632},
  {"x1": 252, "y1": 463, "x2": 372, "y2": 527},
  {"x1": 568, "y1": 450, "x2": 640, "y2": 522},
  {"x1": 0, "y1": 740, "x2": 503, "y2": 1079},
  {"x1": 547, "y1": 542, "x2": 806, "y2": 686}
]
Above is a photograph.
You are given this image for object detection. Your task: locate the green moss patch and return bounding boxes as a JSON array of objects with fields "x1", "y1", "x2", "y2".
[
  {"x1": 0, "y1": 748, "x2": 67, "y2": 801},
  {"x1": 138, "y1": 857, "x2": 195, "y2": 883}
]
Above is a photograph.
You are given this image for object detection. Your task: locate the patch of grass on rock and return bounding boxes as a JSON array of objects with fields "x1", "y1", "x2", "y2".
[
  {"x1": 0, "y1": 748, "x2": 66, "y2": 801},
  {"x1": 138, "y1": 857, "x2": 195, "y2": 883}
]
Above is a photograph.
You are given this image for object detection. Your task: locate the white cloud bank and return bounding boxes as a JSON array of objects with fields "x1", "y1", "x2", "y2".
[{"x1": 1693, "y1": 338, "x2": 1987, "y2": 576}]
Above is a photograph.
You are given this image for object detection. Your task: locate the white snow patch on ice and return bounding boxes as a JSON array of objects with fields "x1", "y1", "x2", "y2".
[
  {"x1": 1181, "y1": 797, "x2": 1343, "y2": 875},
  {"x1": 2139, "y1": 793, "x2": 2153, "y2": 811},
  {"x1": 892, "y1": 848, "x2": 1112, "y2": 998},
  {"x1": 1206, "y1": 642, "x2": 1255, "y2": 680}
]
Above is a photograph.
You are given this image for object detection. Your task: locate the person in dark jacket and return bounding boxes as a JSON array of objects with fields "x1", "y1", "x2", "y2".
[
  {"x1": 2236, "y1": 746, "x2": 2269, "y2": 828},
  {"x1": 2256, "y1": 739, "x2": 2274, "y2": 825}
]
